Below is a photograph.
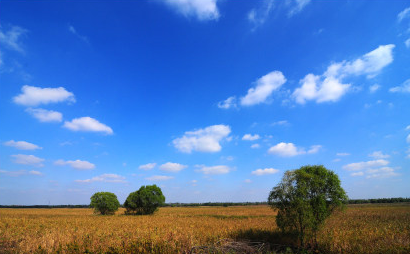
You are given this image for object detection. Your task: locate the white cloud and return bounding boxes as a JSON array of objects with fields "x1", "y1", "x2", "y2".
[
  {"x1": 159, "y1": 162, "x2": 187, "y2": 172},
  {"x1": 307, "y1": 145, "x2": 322, "y2": 154},
  {"x1": 172, "y1": 124, "x2": 231, "y2": 153},
  {"x1": 369, "y1": 84, "x2": 380, "y2": 93},
  {"x1": 288, "y1": 0, "x2": 311, "y2": 17},
  {"x1": 68, "y1": 25, "x2": 89, "y2": 43},
  {"x1": 398, "y1": 7, "x2": 410, "y2": 22},
  {"x1": 293, "y1": 45, "x2": 395, "y2": 104},
  {"x1": 29, "y1": 170, "x2": 43, "y2": 176},
  {"x1": 242, "y1": 134, "x2": 260, "y2": 141},
  {"x1": 252, "y1": 168, "x2": 279, "y2": 176},
  {"x1": 11, "y1": 154, "x2": 44, "y2": 167},
  {"x1": 351, "y1": 172, "x2": 364, "y2": 177},
  {"x1": 13, "y1": 85, "x2": 75, "y2": 106},
  {"x1": 251, "y1": 144, "x2": 260, "y2": 149},
  {"x1": 139, "y1": 163, "x2": 156, "y2": 170},
  {"x1": 0, "y1": 169, "x2": 26, "y2": 177},
  {"x1": 389, "y1": 79, "x2": 410, "y2": 93},
  {"x1": 366, "y1": 167, "x2": 399, "y2": 179},
  {"x1": 248, "y1": 0, "x2": 275, "y2": 28},
  {"x1": 3, "y1": 140, "x2": 42, "y2": 150},
  {"x1": 337, "y1": 152, "x2": 350, "y2": 156},
  {"x1": 244, "y1": 179, "x2": 252, "y2": 183},
  {"x1": 342, "y1": 159, "x2": 389, "y2": 171},
  {"x1": 55, "y1": 159, "x2": 95, "y2": 170},
  {"x1": 406, "y1": 125, "x2": 410, "y2": 131},
  {"x1": 146, "y1": 175, "x2": 174, "y2": 181},
  {"x1": 268, "y1": 142, "x2": 320, "y2": 157},
  {"x1": 163, "y1": 0, "x2": 220, "y2": 21},
  {"x1": 407, "y1": 134, "x2": 410, "y2": 144},
  {"x1": 26, "y1": 108, "x2": 63, "y2": 122},
  {"x1": 76, "y1": 174, "x2": 126, "y2": 183},
  {"x1": 0, "y1": 26, "x2": 27, "y2": 53},
  {"x1": 368, "y1": 151, "x2": 390, "y2": 159},
  {"x1": 271, "y1": 120, "x2": 289, "y2": 126},
  {"x1": 196, "y1": 165, "x2": 231, "y2": 175},
  {"x1": 217, "y1": 96, "x2": 237, "y2": 109},
  {"x1": 240, "y1": 71, "x2": 286, "y2": 106},
  {"x1": 63, "y1": 117, "x2": 113, "y2": 135},
  {"x1": 405, "y1": 38, "x2": 410, "y2": 48}
]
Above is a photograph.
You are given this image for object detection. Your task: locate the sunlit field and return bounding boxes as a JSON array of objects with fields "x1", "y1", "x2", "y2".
[{"x1": 1, "y1": 204, "x2": 409, "y2": 253}]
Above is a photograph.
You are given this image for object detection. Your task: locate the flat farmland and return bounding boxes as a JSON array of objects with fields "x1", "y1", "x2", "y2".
[{"x1": 0, "y1": 204, "x2": 409, "y2": 253}]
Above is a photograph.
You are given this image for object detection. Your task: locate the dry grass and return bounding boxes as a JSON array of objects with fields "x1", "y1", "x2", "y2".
[{"x1": 0, "y1": 204, "x2": 409, "y2": 253}]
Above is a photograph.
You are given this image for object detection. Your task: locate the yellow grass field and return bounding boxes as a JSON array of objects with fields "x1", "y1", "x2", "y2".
[{"x1": 0, "y1": 204, "x2": 409, "y2": 253}]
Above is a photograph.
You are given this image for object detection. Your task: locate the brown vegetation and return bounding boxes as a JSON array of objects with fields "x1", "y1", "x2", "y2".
[{"x1": 0, "y1": 204, "x2": 409, "y2": 253}]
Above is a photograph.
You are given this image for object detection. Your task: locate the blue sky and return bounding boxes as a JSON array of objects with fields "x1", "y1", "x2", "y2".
[{"x1": 1, "y1": 0, "x2": 409, "y2": 205}]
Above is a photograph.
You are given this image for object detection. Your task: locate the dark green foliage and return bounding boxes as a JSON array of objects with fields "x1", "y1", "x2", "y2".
[
  {"x1": 124, "y1": 185, "x2": 165, "y2": 215},
  {"x1": 89, "y1": 192, "x2": 120, "y2": 215},
  {"x1": 268, "y1": 165, "x2": 348, "y2": 247}
]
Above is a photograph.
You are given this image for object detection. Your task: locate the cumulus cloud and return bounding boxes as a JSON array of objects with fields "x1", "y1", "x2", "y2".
[
  {"x1": 25, "y1": 108, "x2": 63, "y2": 122},
  {"x1": 251, "y1": 168, "x2": 279, "y2": 176},
  {"x1": 63, "y1": 117, "x2": 113, "y2": 135},
  {"x1": 343, "y1": 159, "x2": 398, "y2": 178},
  {"x1": 268, "y1": 142, "x2": 320, "y2": 157},
  {"x1": 55, "y1": 159, "x2": 95, "y2": 170},
  {"x1": 139, "y1": 163, "x2": 156, "y2": 170},
  {"x1": 293, "y1": 45, "x2": 395, "y2": 104},
  {"x1": 398, "y1": 6, "x2": 410, "y2": 22},
  {"x1": 11, "y1": 154, "x2": 44, "y2": 167},
  {"x1": 76, "y1": 174, "x2": 126, "y2": 183},
  {"x1": 146, "y1": 175, "x2": 174, "y2": 181},
  {"x1": 240, "y1": 71, "x2": 287, "y2": 106},
  {"x1": 0, "y1": 25, "x2": 27, "y2": 53},
  {"x1": 163, "y1": 0, "x2": 220, "y2": 21},
  {"x1": 172, "y1": 124, "x2": 231, "y2": 153},
  {"x1": 29, "y1": 170, "x2": 43, "y2": 176},
  {"x1": 3, "y1": 140, "x2": 42, "y2": 150},
  {"x1": 159, "y1": 162, "x2": 187, "y2": 172},
  {"x1": 368, "y1": 151, "x2": 390, "y2": 159},
  {"x1": 13, "y1": 85, "x2": 75, "y2": 106},
  {"x1": 196, "y1": 165, "x2": 231, "y2": 175},
  {"x1": 389, "y1": 79, "x2": 410, "y2": 93},
  {"x1": 242, "y1": 134, "x2": 260, "y2": 141},
  {"x1": 342, "y1": 159, "x2": 389, "y2": 171},
  {"x1": 217, "y1": 96, "x2": 237, "y2": 109},
  {"x1": 405, "y1": 38, "x2": 410, "y2": 48}
]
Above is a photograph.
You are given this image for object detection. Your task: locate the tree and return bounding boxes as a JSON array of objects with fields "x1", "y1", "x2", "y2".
[
  {"x1": 90, "y1": 192, "x2": 120, "y2": 215},
  {"x1": 124, "y1": 185, "x2": 165, "y2": 215},
  {"x1": 268, "y1": 165, "x2": 348, "y2": 247}
]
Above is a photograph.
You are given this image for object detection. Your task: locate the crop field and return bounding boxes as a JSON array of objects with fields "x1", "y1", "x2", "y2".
[{"x1": 0, "y1": 204, "x2": 409, "y2": 254}]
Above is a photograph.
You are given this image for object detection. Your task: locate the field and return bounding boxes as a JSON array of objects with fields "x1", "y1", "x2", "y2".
[{"x1": 0, "y1": 204, "x2": 409, "y2": 254}]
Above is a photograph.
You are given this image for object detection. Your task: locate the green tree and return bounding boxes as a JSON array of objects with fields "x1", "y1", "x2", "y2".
[
  {"x1": 90, "y1": 192, "x2": 120, "y2": 215},
  {"x1": 268, "y1": 165, "x2": 348, "y2": 247},
  {"x1": 124, "y1": 185, "x2": 165, "y2": 215}
]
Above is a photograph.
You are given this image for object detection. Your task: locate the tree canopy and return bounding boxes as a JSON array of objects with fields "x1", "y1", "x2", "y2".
[
  {"x1": 268, "y1": 165, "x2": 348, "y2": 246},
  {"x1": 90, "y1": 192, "x2": 120, "y2": 215},
  {"x1": 124, "y1": 185, "x2": 165, "y2": 215}
]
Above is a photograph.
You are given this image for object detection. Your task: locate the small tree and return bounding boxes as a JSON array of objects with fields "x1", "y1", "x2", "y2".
[
  {"x1": 90, "y1": 192, "x2": 120, "y2": 215},
  {"x1": 124, "y1": 185, "x2": 165, "y2": 215},
  {"x1": 268, "y1": 165, "x2": 348, "y2": 247}
]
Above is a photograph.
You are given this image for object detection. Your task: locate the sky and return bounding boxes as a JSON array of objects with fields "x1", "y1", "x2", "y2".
[{"x1": 0, "y1": 0, "x2": 409, "y2": 205}]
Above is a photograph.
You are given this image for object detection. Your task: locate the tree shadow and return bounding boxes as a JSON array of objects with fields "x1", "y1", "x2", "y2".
[{"x1": 230, "y1": 228, "x2": 302, "y2": 253}]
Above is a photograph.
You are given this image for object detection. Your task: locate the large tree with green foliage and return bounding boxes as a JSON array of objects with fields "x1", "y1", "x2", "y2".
[
  {"x1": 268, "y1": 165, "x2": 348, "y2": 246},
  {"x1": 124, "y1": 185, "x2": 165, "y2": 215},
  {"x1": 90, "y1": 192, "x2": 120, "y2": 215}
]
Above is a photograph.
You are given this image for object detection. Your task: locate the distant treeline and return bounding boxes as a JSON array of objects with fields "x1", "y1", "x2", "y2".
[{"x1": 1, "y1": 198, "x2": 409, "y2": 208}]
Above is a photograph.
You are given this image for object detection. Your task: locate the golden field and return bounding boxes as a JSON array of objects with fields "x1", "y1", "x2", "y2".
[{"x1": 0, "y1": 204, "x2": 409, "y2": 254}]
